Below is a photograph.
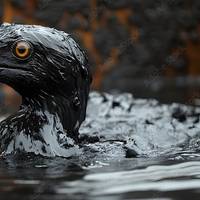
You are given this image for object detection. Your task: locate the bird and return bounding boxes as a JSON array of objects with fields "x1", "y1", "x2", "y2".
[
  {"x1": 0, "y1": 24, "x2": 199, "y2": 160},
  {"x1": 0, "y1": 23, "x2": 91, "y2": 157}
]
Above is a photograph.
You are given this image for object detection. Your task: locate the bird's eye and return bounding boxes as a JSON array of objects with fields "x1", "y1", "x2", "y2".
[{"x1": 12, "y1": 40, "x2": 32, "y2": 60}]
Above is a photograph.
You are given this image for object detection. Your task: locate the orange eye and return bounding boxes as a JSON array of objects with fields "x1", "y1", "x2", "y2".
[{"x1": 13, "y1": 41, "x2": 32, "y2": 60}]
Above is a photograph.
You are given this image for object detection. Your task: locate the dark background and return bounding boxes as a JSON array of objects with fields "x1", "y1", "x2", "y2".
[{"x1": 0, "y1": 0, "x2": 200, "y2": 111}]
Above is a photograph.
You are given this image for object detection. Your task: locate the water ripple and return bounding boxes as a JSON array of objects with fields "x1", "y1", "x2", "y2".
[{"x1": 57, "y1": 161, "x2": 200, "y2": 197}]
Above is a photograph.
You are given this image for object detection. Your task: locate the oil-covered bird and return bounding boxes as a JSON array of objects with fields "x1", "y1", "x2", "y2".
[
  {"x1": 0, "y1": 23, "x2": 91, "y2": 157},
  {"x1": 0, "y1": 24, "x2": 200, "y2": 160}
]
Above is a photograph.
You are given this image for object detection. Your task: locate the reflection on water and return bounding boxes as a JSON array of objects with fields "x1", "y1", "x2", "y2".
[
  {"x1": 1, "y1": 155, "x2": 200, "y2": 200},
  {"x1": 1, "y1": 92, "x2": 200, "y2": 200}
]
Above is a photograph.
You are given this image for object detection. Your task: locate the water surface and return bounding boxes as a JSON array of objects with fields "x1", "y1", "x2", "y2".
[{"x1": 1, "y1": 92, "x2": 200, "y2": 200}]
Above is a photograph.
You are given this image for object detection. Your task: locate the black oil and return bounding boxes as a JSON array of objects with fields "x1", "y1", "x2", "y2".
[
  {"x1": 1, "y1": 91, "x2": 200, "y2": 200},
  {"x1": 0, "y1": 23, "x2": 91, "y2": 156}
]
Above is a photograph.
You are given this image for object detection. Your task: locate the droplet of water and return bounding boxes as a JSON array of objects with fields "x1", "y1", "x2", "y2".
[
  {"x1": 73, "y1": 97, "x2": 80, "y2": 109},
  {"x1": 34, "y1": 164, "x2": 48, "y2": 168},
  {"x1": 71, "y1": 65, "x2": 79, "y2": 77},
  {"x1": 80, "y1": 66, "x2": 88, "y2": 79}
]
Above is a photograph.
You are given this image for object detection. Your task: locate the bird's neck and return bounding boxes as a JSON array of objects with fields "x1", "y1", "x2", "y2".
[
  {"x1": 21, "y1": 95, "x2": 80, "y2": 140},
  {"x1": 0, "y1": 97, "x2": 80, "y2": 157}
]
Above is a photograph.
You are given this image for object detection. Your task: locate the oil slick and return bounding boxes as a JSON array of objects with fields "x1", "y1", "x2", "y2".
[{"x1": 81, "y1": 92, "x2": 200, "y2": 158}]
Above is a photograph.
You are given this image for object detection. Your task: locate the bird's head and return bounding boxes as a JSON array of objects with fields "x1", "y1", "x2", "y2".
[{"x1": 0, "y1": 23, "x2": 91, "y2": 136}]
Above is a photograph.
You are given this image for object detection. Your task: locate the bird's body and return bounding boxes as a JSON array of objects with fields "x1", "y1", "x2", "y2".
[{"x1": 0, "y1": 23, "x2": 91, "y2": 157}]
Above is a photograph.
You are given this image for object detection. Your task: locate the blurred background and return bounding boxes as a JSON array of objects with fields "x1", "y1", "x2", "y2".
[{"x1": 0, "y1": 0, "x2": 200, "y2": 113}]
